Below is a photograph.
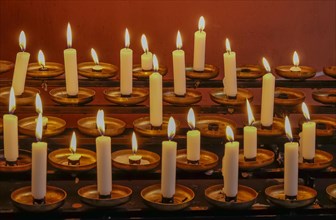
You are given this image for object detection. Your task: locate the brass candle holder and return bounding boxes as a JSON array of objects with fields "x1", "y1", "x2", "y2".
[
  {"x1": 265, "y1": 184, "x2": 317, "y2": 208},
  {"x1": 162, "y1": 88, "x2": 202, "y2": 106},
  {"x1": 274, "y1": 87, "x2": 305, "y2": 107},
  {"x1": 176, "y1": 149, "x2": 218, "y2": 172},
  {"x1": 103, "y1": 87, "x2": 148, "y2": 106},
  {"x1": 298, "y1": 116, "x2": 336, "y2": 138},
  {"x1": 210, "y1": 88, "x2": 253, "y2": 112},
  {"x1": 0, "y1": 60, "x2": 14, "y2": 73},
  {"x1": 323, "y1": 66, "x2": 336, "y2": 79},
  {"x1": 27, "y1": 62, "x2": 64, "y2": 79},
  {"x1": 78, "y1": 62, "x2": 118, "y2": 79},
  {"x1": 0, "y1": 87, "x2": 39, "y2": 106},
  {"x1": 77, "y1": 116, "x2": 126, "y2": 137},
  {"x1": 112, "y1": 149, "x2": 160, "y2": 172},
  {"x1": 133, "y1": 116, "x2": 181, "y2": 137},
  {"x1": 239, "y1": 149, "x2": 275, "y2": 171},
  {"x1": 195, "y1": 115, "x2": 237, "y2": 138},
  {"x1": 141, "y1": 184, "x2": 194, "y2": 211},
  {"x1": 132, "y1": 64, "x2": 168, "y2": 79},
  {"x1": 0, "y1": 149, "x2": 31, "y2": 173},
  {"x1": 236, "y1": 65, "x2": 266, "y2": 80},
  {"x1": 49, "y1": 87, "x2": 95, "y2": 105},
  {"x1": 299, "y1": 149, "x2": 333, "y2": 171},
  {"x1": 78, "y1": 184, "x2": 132, "y2": 207},
  {"x1": 326, "y1": 183, "x2": 336, "y2": 203},
  {"x1": 11, "y1": 185, "x2": 66, "y2": 212},
  {"x1": 186, "y1": 64, "x2": 219, "y2": 80},
  {"x1": 252, "y1": 118, "x2": 285, "y2": 137},
  {"x1": 18, "y1": 116, "x2": 66, "y2": 137},
  {"x1": 205, "y1": 184, "x2": 258, "y2": 209},
  {"x1": 312, "y1": 89, "x2": 336, "y2": 105},
  {"x1": 275, "y1": 65, "x2": 316, "y2": 81}
]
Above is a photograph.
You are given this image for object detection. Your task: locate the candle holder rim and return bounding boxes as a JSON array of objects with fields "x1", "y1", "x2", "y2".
[
  {"x1": 132, "y1": 63, "x2": 168, "y2": 79},
  {"x1": 274, "y1": 65, "x2": 316, "y2": 80},
  {"x1": 299, "y1": 149, "x2": 333, "y2": 171},
  {"x1": 210, "y1": 88, "x2": 253, "y2": 106},
  {"x1": 326, "y1": 183, "x2": 336, "y2": 203},
  {"x1": 78, "y1": 61, "x2": 118, "y2": 79},
  {"x1": 133, "y1": 116, "x2": 181, "y2": 137},
  {"x1": 103, "y1": 87, "x2": 148, "y2": 106},
  {"x1": 0, "y1": 149, "x2": 32, "y2": 173},
  {"x1": 162, "y1": 88, "x2": 202, "y2": 106},
  {"x1": 185, "y1": 64, "x2": 219, "y2": 80},
  {"x1": 27, "y1": 62, "x2": 64, "y2": 78},
  {"x1": 0, "y1": 86, "x2": 40, "y2": 106},
  {"x1": 236, "y1": 64, "x2": 266, "y2": 80},
  {"x1": 312, "y1": 89, "x2": 336, "y2": 105},
  {"x1": 176, "y1": 149, "x2": 218, "y2": 172},
  {"x1": 274, "y1": 87, "x2": 306, "y2": 106},
  {"x1": 238, "y1": 148, "x2": 275, "y2": 171},
  {"x1": 49, "y1": 87, "x2": 95, "y2": 105},
  {"x1": 77, "y1": 116, "x2": 126, "y2": 137},
  {"x1": 195, "y1": 115, "x2": 238, "y2": 138},
  {"x1": 323, "y1": 66, "x2": 336, "y2": 79}
]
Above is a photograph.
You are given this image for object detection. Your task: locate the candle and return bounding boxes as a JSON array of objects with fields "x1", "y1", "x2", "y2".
[
  {"x1": 128, "y1": 132, "x2": 142, "y2": 164},
  {"x1": 35, "y1": 93, "x2": 48, "y2": 127},
  {"x1": 96, "y1": 110, "x2": 112, "y2": 196},
  {"x1": 301, "y1": 102, "x2": 316, "y2": 161},
  {"x1": 193, "y1": 16, "x2": 206, "y2": 71},
  {"x1": 149, "y1": 55, "x2": 163, "y2": 127},
  {"x1": 187, "y1": 108, "x2": 200, "y2": 163},
  {"x1": 244, "y1": 99, "x2": 257, "y2": 160},
  {"x1": 260, "y1": 57, "x2": 275, "y2": 127},
  {"x1": 141, "y1": 34, "x2": 153, "y2": 70},
  {"x1": 222, "y1": 126, "x2": 239, "y2": 200},
  {"x1": 290, "y1": 51, "x2": 301, "y2": 72},
  {"x1": 120, "y1": 28, "x2": 133, "y2": 96},
  {"x1": 91, "y1": 48, "x2": 103, "y2": 72},
  {"x1": 223, "y1": 38, "x2": 237, "y2": 98},
  {"x1": 38, "y1": 50, "x2": 47, "y2": 71},
  {"x1": 31, "y1": 113, "x2": 47, "y2": 201},
  {"x1": 3, "y1": 87, "x2": 18, "y2": 163},
  {"x1": 12, "y1": 31, "x2": 30, "y2": 96},
  {"x1": 67, "y1": 131, "x2": 81, "y2": 165},
  {"x1": 172, "y1": 31, "x2": 186, "y2": 96},
  {"x1": 64, "y1": 23, "x2": 79, "y2": 96},
  {"x1": 161, "y1": 117, "x2": 177, "y2": 201}
]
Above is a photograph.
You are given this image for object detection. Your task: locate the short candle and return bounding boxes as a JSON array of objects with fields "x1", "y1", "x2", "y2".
[
  {"x1": 140, "y1": 34, "x2": 153, "y2": 70},
  {"x1": 301, "y1": 102, "x2": 316, "y2": 162},
  {"x1": 128, "y1": 132, "x2": 142, "y2": 164},
  {"x1": 67, "y1": 131, "x2": 82, "y2": 165},
  {"x1": 91, "y1": 48, "x2": 103, "y2": 72},
  {"x1": 289, "y1": 51, "x2": 301, "y2": 72},
  {"x1": 186, "y1": 108, "x2": 200, "y2": 163},
  {"x1": 38, "y1": 50, "x2": 48, "y2": 71},
  {"x1": 35, "y1": 93, "x2": 48, "y2": 127},
  {"x1": 244, "y1": 99, "x2": 257, "y2": 161}
]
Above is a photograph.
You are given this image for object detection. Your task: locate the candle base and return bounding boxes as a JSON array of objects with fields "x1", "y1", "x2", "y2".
[
  {"x1": 38, "y1": 67, "x2": 49, "y2": 71},
  {"x1": 33, "y1": 197, "x2": 46, "y2": 205},
  {"x1": 161, "y1": 196, "x2": 174, "y2": 204},
  {"x1": 208, "y1": 123, "x2": 219, "y2": 131},
  {"x1": 129, "y1": 158, "x2": 141, "y2": 165},
  {"x1": 244, "y1": 156, "x2": 256, "y2": 162},
  {"x1": 303, "y1": 158, "x2": 315, "y2": 163},
  {"x1": 186, "y1": 64, "x2": 219, "y2": 80},
  {"x1": 224, "y1": 194, "x2": 237, "y2": 202},
  {"x1": 99, "y1": 193, "x2": 111, "y2": 199},
  {"x1": 67, "y1": 158, "x2": 81, "y2": 166},
  {"x1": 285, "y1": 195, "x2": 297, "y2": 200},
  {"x1": 5, "y1": 160, "x2": 18, "y2": 166},
  {"x1": 187, "y1": 159, "x2": 199, "y2": 165}
]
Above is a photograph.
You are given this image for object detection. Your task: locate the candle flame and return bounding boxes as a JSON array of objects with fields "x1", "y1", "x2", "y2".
[
  {"x1": 225, "y1": 38, "x2": 231, "y2": 53},
  {"x1": 301, "y1": 102, "x2": 310, "y2": 121},
  {"x1": 38, "y1": 50, "x2": 46, "y2": 68},
  {"x1": 226, "y1": 126, "x2": 234, "y2": 142},
  {"x1": 262, "y1": 57, "x2": 271, "y2": 72},
  {"x1": 246, "y1": 99, "x2": 255, "y2": 126},
  {"x1": 67, "y1": 22, "x2": 72, "y2": 48},
  {"x1": 91, "y1": 48, "x2": 99, "y2": 65},
  {"x1": 96, "y1": 109, "x2": 105, "y2": 136},
  {"x1": 125, "y1": 28, "x2": 130, "y2": 48},
  {"x1": 35, "y1": 113, "x2": 43, "y2": 141},
  {"x1": 141, "y1": 34, "x2": 149, "y2": 53},
  {"x1": 285, "y1": 116, "x2": 293, "y2": 142},
  {"x1": 153, "y1": 54, "x2": 159, "y2": 71},
  {"x1": 8, "y1": 87, "x2": 16, "y2": 114},
  {"x1": 19, "y1": 31, "x2": 26, "y2": 51},
  {"x1": 293, "y1": 51, "x2": 299, "y2": 67},
  {"x1": 167, "y1": 116, "x2": 176, "y2": 140},
  {"x1": 198, "y1": 16, "x2": 205, "y2": 32},
  {"x1": 70, "y1": 131, "x2": 77, "y2": 154},
  {"x1": 35, "y1": 93, "x2": 43, "y2": 114},
  {"x1": 132, "y1": 132, "x2": 138, "y2": 155},
  {"x1": 176, "y1": 31, "x2": 182, "y2": 49},
  {"x1": 187, "y1": 108, "x2": 196, "y2": 129}
]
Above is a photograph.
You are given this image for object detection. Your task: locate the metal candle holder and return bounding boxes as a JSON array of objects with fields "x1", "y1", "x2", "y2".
[
  {"x1": 239, "y1": 149, "x2": 275, "y2": 171},
  {"x1": 19, "y1": 116, "x2": 66, "y2": 137},
  {"x1": 195, "y1": 115, "x2": 237, "y2": 138},
  {"x1": 78, "y1": 62, "x2": 118, "y2": 79},
  {"x1": 274, "y1": 87, "x2": 305, "y2": 117},
  {"x1": 186, "y1": 64, "x2": 219, "y2": 80},
  {"x1": 312, "y1": 89, "x2": 336, "y2": 105},
  {"x1": 176, "y1": 149, "x2": 218, "y2": 172},
  {"x1": 252, "y1": 118, "x2": 285, "y2": 137},
  {"x1": 162, "y1": 88, "x2": 202, "y2": 106},
  {"x1": 27, "y1": 62, "x2": 64, "y2": 79},
  {"x1": 132, "y1": 64, "x2": 168, "y2": 79},
  {"x1": 298, "y1": 116, "x2": 336, "y2": 138},
  {"x1": 275, "y1": 65, "x2": 316, "y2": 81},
  {"x1": 133, "y1": 116, "x2": 181, "y2": 137},
  {"x1": 0, "y1": 149, "x2": 31, "y2": 173},
  {"x1": 49, "y1": 87, "x2": 95, "y2": 105},
  {"x1": 77, "y1": 116, "x2": 126, "y2": 137},
  {"x1": 326, "y1": 184, "x2": 336, "y2": 203},
  {"x1": 103, "y1": 87, "x2": 148, "y2": 106},
  {"x1": 0, "y1": 60, "x2": 14, "y2": 73},
  {"x1": 323, "y1": 66, "x2": 336, "y2": 79},
  {"x1": 0, "y1": 87, "x2": 40, "y2": 106},
  {"x1": 236, "y1": 65, "x2": 266, "y2": 80},
  {"x1": 299, "y1": 149, "x2": 333, "y2": 171}
]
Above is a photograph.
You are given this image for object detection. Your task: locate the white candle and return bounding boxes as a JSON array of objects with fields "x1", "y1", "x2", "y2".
[
  {"x1": 12, "y1": 31, "x2": 30, "y2": 96},
  {"x1": 31, "y1": 113, "x2": 47, "y2": 200},
  {"x1": 260, "y1": 57, "x2": 275, "y2": 127},
  {"x1": 193, "y1": 16, "x2": 206, "y2": 71},
  {"x1": 301, "y1": 102, "x2": 316, "y2": 160},
  {"x1": 64, "y1": 23, "x2": 79, "y2": 96},
  {"x1": 172, "y1": 31, "x2": 186, "y2": 96},
  {"x1": 161, "y1": 117, "x2": 177, "y2": 198},
  {"x1": 35, "y1": 93, "x2": 48, "y2": 127},
  {"x1": 223, "y1": 38, "x2": 237, "y2": 97},
  {"x1": 244, "y1": 99, "x2": 257, "y2": 159},
  {"x1": 141, "y1": 34, "x2": 153, "y2": 70},
  {"x1": 91, "y1": 48, "x2": 103, "y2": 71},
  {"x1": 120, "y1": 28, "x2": 133, "y2": 96},
  {"x1": 289, "y1": 51, "x2": 301, "y2": 72},
  {"x1": 96, "y1": 110, "x2": 112, "y2": 196},
  {"x1": 149, "y1": 55, "x2": 163, "y2": 127},
  {"x1": 187, "y1": 108, "x2": 200, "y2": 161}
]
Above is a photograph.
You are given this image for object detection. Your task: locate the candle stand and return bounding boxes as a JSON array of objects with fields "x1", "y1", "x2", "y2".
[
  {"x1": 77, "y1": 116, "x2": 126, "y2": 137},
  {"x1": 132, "y1": 64, "x2": 167, "y2": 79},
  {"x1": 236, "y1": 65, "x2": 265, "y2": 80},
  {"x1": 298, "y1": 115, "x2": 336, "y2": 138},
  {"x1": 238, "y1": 148, "x2": 275, "y2": 171},
  {"x1": 323, "y1": 66, "x2": 336, "y2": 79},
  {"x1": 27, "y1": 62, "x2": 64, "y2": 79},
  {"x1": 19, "y1": 116, "x2": 66, "y2": 137},
  {"x1": 0, "y1": 149, "x2": 31, "y2": 172},
  {"x1": 312, "y1": 89, "x2": 336, "y2": 106},
  {"x1": 103, "y1": 87, "x2": 148, "y2": 106},
  {"x1": 195, "y1": 115, "x2": 237, "y2": 138},
  {"x1": 185, "y1": 64, "x2": 219, "y2": 80},
  {"x1": 274, "y1": 87, "x2": 305, "y2": 117},
  {"x1": 0, "y1": 86, "x2": 39, "y2": 106},
  {"x1": 0, "y1": 60, "x2": 14, "y2": 73},
  {"x1": 78, "y1": 62, "x2": 118, "y2": 79},
  {"x1": 176, "y1": 149, "x2": 218, "y2": 172},
  {"x1": 162, "y1": 88, "x2": 202, "y2": 106},
  {"x1": 49, "y1": 87, "x2": 95, "y2": 105},
  {"x1": 326, "y1": 184, "x2": 336, "y2": 203},
  {"x1": 275, "y1": 65, "x2": 316, "y2": 81},
  {"x1": 133, "y1": 116, "x2": 181, "y2": 137}
]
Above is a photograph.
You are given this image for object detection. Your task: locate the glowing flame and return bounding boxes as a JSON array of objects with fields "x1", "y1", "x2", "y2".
[
  {"x1": 132, "y1": 132, "x2": 138, "y2": 154},
  {"x1": 226, "y1": 126, "x2": 234, "y2": 142},
  {"x1": 67, "y1": 22, "x2": 72, "y2": 48},
  {"x1": 96, "y1": 109, "x2": 105, "y2": 136},
  {"x1": 8, "y1": 87, "x2": 16, "y2": 114},
  {"x1": 176, "y1": 31, "x2": 182, "y2": 50},
  {"x1": 35, "y1": 93, "x2": 43, "y2": 114},
  {"x1": 70, "y1": 131, "x2": 77, "y2": 154},
  {"x1": 198, "y1": 16, "x2": 205, "y2": 32},
  {"x1": 19, "y1": 31, "x2": 26, "y2": 51},
  {"x1": 167, "y1": 116, "x2": 176, "y2": 140},
  {"x1": 187, "y1": 108, "x2": 196, "y2": 129},
  {"x1": 301, "y1": 102, "x2": 310, "y2": 121},
  {"x1": 246, "y1": 99, "x2": 255, "y2": 126},
  {"x1": 125, "y1": 28, "x2": 130, "y2": 48},
  {"x1": 91, "y1": 48, "x2": 99, "y2": 65},
  {"x1": 38, "y1": 50, "x2": 46, "y2": 68},
  {"x1": 293, "y1": 51, "x2": 299, "y2": 67},
  {"x1": 35, "y1": 113, "x2": 43, "y2": 141},
  {"x1": 262, "y1": 57, "x2": 271, "y2": 72},
  {"x1": 285, "y1": 116, "x2": 293, "y2": 142},
  {"x1": 153, "y1": 54, "x2": 159, "y2": 72},
  {"x1": 225, "y1": 38, "x2": 231, "y2": 53},
  {"x1": 141, "y1": 34, "x2": 149, "y2": 53}
]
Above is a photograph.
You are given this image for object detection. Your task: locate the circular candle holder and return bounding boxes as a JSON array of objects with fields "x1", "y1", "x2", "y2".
[
  {"x1": 196, "y1": 115, "x2": 237, "y2": 138},
  {"x1": 236, "y1": 65, "x2": 266, "y2": 80},
  {"x1": 312, "y1": 89, "x2": 336, "y2": 105},
  {"x1": 78, "y1": 62, "x2": 118, "y2": 79},
  {"x1": 0, "y1": 149, "x2": 31, "y2": 173},
  {"x1": 78, "y1": 184, "x2": 132, "y2": 207},
  {"x1": 323, "y1": 66, "x2": 336, "y2": 79},
  {"x1": 253, "y1": 118, "x2": 285, "y2": 137},
  {"x1": 133, "y1": 116, "x2": 181, "y2": 137},
  {"x1": 162, "y1": 88, "x2": 202, "y2": 106},
  {"x1": 326, "y1": 184, "x2": 336, "y2": 203},
  {"x1": 265, "y1": 184, "x2": 317, "y2": 208},
  {"x1": 141, "y1": 183, "x2": 194, "y2": 211},
  {"x1": 186, "y1": 64, "x2": 219, "y2": 80},
  {"x1": 112, "y1": 149, "x2": 160, "y2": 172},
  {"x1": 239, "y1": 149, "x2": 275, "y2": 171},
  {"x1": 103, "y1": 87, "x2": 148, "y2": 106},
  {"x1": 49, "y1": 87, "x2": 95, "y2": 105},
  {"x1": 299, "y1": 150, "x2": 333, "y2": 171},
  {"x1": 0, "y1": 87, "x2": 39, "y2": 106},
  {"x1": 0, "y1": 60, "x2": 14, "y2": 73},
  {"x1": 205, "y1": 184, "x2": 258, "y2": 210},
  {"x1": 176, "y1": 149, "x2": 218, "y2": 172},
  {"x1": 132, "y1": 64, "x2": 168, "y2": 79},
  {"x1": 275, "y1": 65, "x2": 316, "y2": 81},
  {"x1": 298, "y1": 116, "x2": 336, "y2": 138},
  {"x1": 11, "y1": 185, "x2": 66, "y2": 212},
  {"x1": 77, "y1": 116, "x2": 126, "y2": 137},
  {"x1": 19, "y1": 116, "x2": 66, "y2": 137},
  {"x1": 274, "y1": 87, "x2": 305, "y2": 107},
  {"x1": 27, "y1": 62, "x2": 64, "y2": 79},
  {"x1": 210, "y1": 88, "x2": 253, "y2": 108},
  {"x1": 48, "y1": 148, "x2": 96, "y2": 172}
]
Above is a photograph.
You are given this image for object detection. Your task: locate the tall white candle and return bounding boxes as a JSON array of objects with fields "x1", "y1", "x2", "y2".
[
  {"x1": 141, "y1": 34, "x2": 153, "y2": 70},
  {"x1": 244, "y1": 99, "x2": 257, "y2": 159},
  {"x1": 301, "y1": 102, "x2": 316, "y2": 160},
  {"x1": 161, "y1": 117, "x2": 177, "y2": 198},
  {"x1": 260, "y1": 57, "x2": 275, "y2": 127},
  {"x1": 64, "y1": 23, "x2": 79, "y2": 96},
  {"x1": 223, "y1": 38, "x2": 237, "y2": 97},
  {"x1": 120, "y1": 28, "x2": 133, "y2": 96},
  {"x1": 193, "y1": 16, "x2": 206, "y2": 71},
  {"x1": 172, "y1": 31, "x2": 186, "y2": 96},
  {"x1": 12, "y1": 31, "x2": 30, "y2": 96},
  {"x1": 149, "y1": 55, "x2": 163, "y2": 127},
  {"x1": 187, "y1": 108, "x2": 200, "y2": 161}
]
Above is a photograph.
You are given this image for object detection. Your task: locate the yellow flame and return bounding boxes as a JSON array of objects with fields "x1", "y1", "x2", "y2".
[
  {"x1": 35, "y1": 93, "x2": 43, "y2": 114},
  {"x1": 132, "y1": 132, "x2": 138, "y2": 154},
  {"x1": 19, "y1": 31, "x2": 26, "y2": 51},
  {"x1": 38, "y1": 50, "x2": 46, "y2": 68},
  {"x1": 167, "y1": 116, "x2": 176, "y2": 140},
  {"x1": 246, "y1": 99, "x2": 255, "y2": 126},
  {"x1": 225, "y1": 38, "x2": 231, "y2": 53},
  {"x1": 301, "y1": 102, "x2": 310, "y2": 121},
  {"x1": 35, "y1": 113, "x2": 43, "y2": 141},
  {"x1": 262, "y1": 57, "x2": 271, "y2": 72},
  {"x1": 125, "y1": 28, "x2": 130, "y2": 48},
  {"x1": 96, "y1": 109, "x2": 105, "y2": 135},
  {"x1": 8, "y1": 87, "x2": 16, "y2": 114},
  {"x1": 70, "y1": 131, "x2": 77, "y2": 154},
  {"x1": 141, "y1": 34, "x2": 148, "y2": 53},
  {"x1": 153, "y1": 54, "x2": 159, "y2": 71},
  {"x1": 198, "y1": 16, "x2": 205, "y2": 32},
  {"x1": 67, "y1": 22, "x2": 72, "y2": 48},
  {"x1": 187, "y1": 108, "x2": 196, "y2": 129},
  {"x1": 285, "y1": 116, "x2": 293, "y2": 141},
  {"x1": 91, "y1": 48, "x2": 99, "y2": 65},
  {"x1": 293, "y1": 51, "x2": 299, "y2": 67},
  {"x1": 226, "y1": 126, "x2": 234, "y2": 142},
  {"x1": 176, "y1": 31, "x2": 182, "y2": 49}
]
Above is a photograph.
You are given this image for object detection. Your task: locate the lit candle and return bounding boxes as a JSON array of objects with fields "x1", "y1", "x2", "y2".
[
  {"x1": 128, "y1": 132, "x2": 142, "y2": 164},
  {"x1": 35, "y1": 93, "x2": 48, "y2": 127},
  {"x1": 244, "y1": 99, "x2": 257, "y2": 160},
  {"x1": 120, "y1": 28, "x2": 133, "y2": 96},
  {"x1": 12, "y1": 31, "x2": 30, "y2": 96},
  {"x1": 187, "y1": 108, "x2": 200, "y2": 163},
  {"x1": 91, "y1": 48, "x2": 103, "y2": 72},
  {"x1": 3, "y1": 87, "x2": 18, "y2": 163},
  {"x1": 149, "y1": 55, "x2": 163, "y2": 127},
  {"x1": 141, "y1": 34, "x2": 153, "y2": 70},
  {"x1": 161, "y1": 117, "x2": 177, "y2": 202},
  {"x1": 260, "y1": 57, "x2": 275, "y2": 128},
  {"x1": 172, "y1": 31, "x2": 186, "y2": 96},
  {"x1": 193, "y1": 16, "x2": 206, "y2": 71},
  {"x1": 67, "y1": 131, "x2": 81, "y2": 165},
  {"x1": 38, "y1": 50, "x2": 47, "y2": 71},
  {"x1": 301, "y1": 102, "x2": 316, "y2": 162},
  {"x1": 289, "y1": 51, "x2": 301, "y2": 72},
  {"x1": 31, "y1": 113, "x2": 47, "y2": 202},
  {"x1": 96, "y1": 110, "x2": 112, "y2": 197},
  {"x1": 223, "y1": 38, "x2": 237, "y2": 98},
  {"x1": 64, "y1": 23, "x2": 79, "y2": 96},
  {"x1": 222, "y1": 126, "x2": 239, "y2": 201},
  {"x1": 284, "y1": 116, "x2": 298, "y2": 199}
]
